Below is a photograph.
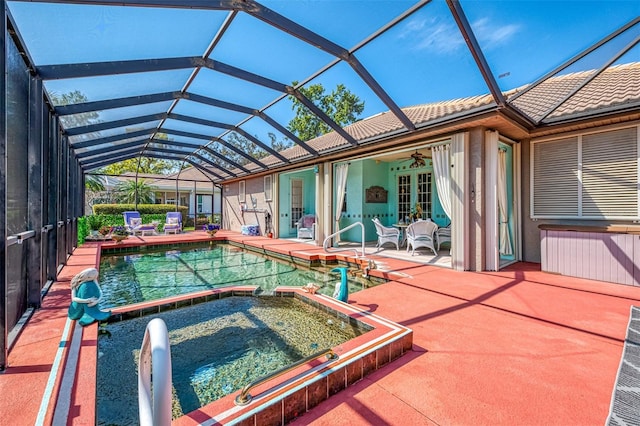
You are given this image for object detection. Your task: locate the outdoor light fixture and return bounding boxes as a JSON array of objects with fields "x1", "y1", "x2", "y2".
[{"x1": 409, "y1": 151, "x2": 426, "y2": 168}]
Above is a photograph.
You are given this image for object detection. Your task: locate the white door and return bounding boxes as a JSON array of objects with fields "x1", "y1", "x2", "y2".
[{"x1": 290, "y1": 179, "x2": 303, "y2": 234}]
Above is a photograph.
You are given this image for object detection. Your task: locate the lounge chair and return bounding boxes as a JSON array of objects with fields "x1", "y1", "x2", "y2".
[
  {"x1": 296, "y1": 214, "x2": 316, "y2": 239},
  {"x1": 123, "y1": 211, "x2": 156, "y2": 236},
  {"x1": 406, "y1": 220, "x2": 438, "y2": 256},
  {"x1": 164, "y1": 212, "x2": 182, "y2": 234},
  {"x1": 372, "y1": 217, "x2": 400, "y2": 250}
]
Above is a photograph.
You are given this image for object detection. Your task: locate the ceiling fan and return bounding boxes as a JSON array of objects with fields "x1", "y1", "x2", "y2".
[{"x1": 408, "y1": 150, "x2": 426, "y2": 168}]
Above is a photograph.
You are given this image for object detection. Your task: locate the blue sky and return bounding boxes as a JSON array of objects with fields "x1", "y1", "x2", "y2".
[{"x1": 7, "y1": 0, "x2": 640, "y2": 148}]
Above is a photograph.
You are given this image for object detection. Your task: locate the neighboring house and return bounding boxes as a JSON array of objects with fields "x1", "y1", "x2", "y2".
[
  {"x1": 87, "y1": 167, "x2": 221, "y2": 220},
  {"x1": 220, "y1": 62, "x2": 640, "y2": 283}
]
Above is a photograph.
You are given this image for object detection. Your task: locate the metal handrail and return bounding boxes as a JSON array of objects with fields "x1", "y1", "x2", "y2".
[
  {"x1": 323, "y1": 221, "x2": 366, "y2": 258},
  {"x1": 235, "y1": 348, "x2": 338, "y2": 406},
  {"x1": 6, "y1": 230, "x2": 36, "y2": 246},
  {"x1": 138, "y1": 318, "x2": 172, "y2": 426}
]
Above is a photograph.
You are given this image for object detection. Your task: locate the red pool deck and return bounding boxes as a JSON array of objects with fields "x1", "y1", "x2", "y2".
[{"x1": 1, "y1": 230, "x2": 639, "y2": 425}]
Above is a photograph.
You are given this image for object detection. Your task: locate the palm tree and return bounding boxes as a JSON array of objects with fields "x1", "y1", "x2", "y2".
[
  {"x1": 85, "y1": 174, "x2": 105, "y2": 192},
  {"x1": 114, "y1": 179, "x2": 154, "y2": 204}
]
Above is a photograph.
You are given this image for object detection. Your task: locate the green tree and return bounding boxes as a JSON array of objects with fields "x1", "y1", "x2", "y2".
[
  {"x1": 114, "y1": 179, "x2": 154, "y2": 204},
  {"x1": 269, "y1": 132, "x2": 293, "y2": 152},
  {"x1": 85, "y1": 174, "x2": 105, "y2": 192},
  {"x1": 51, "y1": 90, "x2": 102, "y2": 141},
  {"x1": 287, "y1": 83, "x2": 365, "y2": 141},
  {"x1": 210, "y1": 132, "x2": 270, "y2": 167}
]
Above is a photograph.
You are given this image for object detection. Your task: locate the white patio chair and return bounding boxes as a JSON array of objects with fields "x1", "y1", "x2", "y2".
[
  {"x1": 406, "y1": 220, "x2": 438, "y2": 256},
  {"x1": 372, "y1": 217, "x2": 400, "y2": 250},
  {"x1": 437, "y1": 224, "x2": 451, "y2": 251},
  {"x1": 123, "y1": 211, "x2": 156, "y2": 236},
  {"x1": 296, "y1": 214, "x2": 316, "y2": 239}
]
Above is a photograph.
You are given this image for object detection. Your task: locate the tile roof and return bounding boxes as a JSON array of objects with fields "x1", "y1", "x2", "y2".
[
  {"x1": 216, "y1": 62, "x2": 640, "y2": 180},
  {"x1": 509, "y1": 62, "x2": 640, "y2": 123},
  {"x1": 277, "y1": 93, "x2": 497, "y2": 161}
]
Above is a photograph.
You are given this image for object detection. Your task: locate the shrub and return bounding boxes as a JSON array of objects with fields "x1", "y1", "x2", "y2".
[{"x1": 86, "y1": 215, "x2": 102, "y2": 230}]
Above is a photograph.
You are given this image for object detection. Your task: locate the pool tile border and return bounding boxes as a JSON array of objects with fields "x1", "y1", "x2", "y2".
[{"x1": 173, "y1": 288, "x2": 413, "y2": 425}]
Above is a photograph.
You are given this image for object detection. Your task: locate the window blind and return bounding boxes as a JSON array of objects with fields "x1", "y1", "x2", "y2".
[
  {"x1": 532, "y1": 126, "x2": 639, "y2": 219},
  {"x1": 532, "y1": 137, "x2": 579, "y2": 216},
  {"x1": 582, "y1": 127, "x2": 637, "y2": 217}
]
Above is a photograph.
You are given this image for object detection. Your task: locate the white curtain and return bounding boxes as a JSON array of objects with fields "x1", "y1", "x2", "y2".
[
  {"x1": 432, "y1": 144, "x2": 452, "y2": 221},
  {"x1": 498, "y1": 149, "x2": 513, "y2": 256},
  {"x1": 334, "y1": 163, "x2": 349, "y2": 243}
]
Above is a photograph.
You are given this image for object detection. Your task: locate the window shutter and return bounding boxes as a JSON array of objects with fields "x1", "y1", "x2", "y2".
[
  {"x1": 582, "y1": 127, "x2": 638, "y2": 217},
  {"x1": 532, "y1": 138, "x2": 579, "y2": 216},
  {"x1": 264, "y1": 175, "x2": 272, "y2": 201}
]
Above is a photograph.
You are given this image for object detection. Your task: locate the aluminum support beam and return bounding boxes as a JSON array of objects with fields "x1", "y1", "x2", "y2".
[
  {"x1": 144, "y1": 147, "x2": 237, "y2": 178},
  {"x1": 75, "y1": 139, "x2": 147, "y2": 159},
  {"x1": 45, "y1": 54, "x2": 357, "y2": 151},
  {"x1": 537, "y1": 33, "x2": 640, "y2": 123},
  {"x1": 168, "y1": 113, "x2": 289, "y2": 163},
  {"x1": 70, "y1": 128, "x2": 154, "y2": 149},
  {"x1": 257, "y1": 112, "x2": 318, "y2": 156},
  {"x1": 82, "y1": 152, "x2": 142, "y2": 170},
  {"x1": 37, "y1": 56, "x2": 204, "y2": 80},
  {"x1": 162, "y1": 128, "x2": 268, "y2": 169},
  {"x1": 55, "y1": 91, "x2": 180, "y2": 115},
  {"x1": 183, "y1": 158, "x2": 225, "y2": 181},
  {"x1": 1, "y1": 0, "x2": 8, "y2": 370},
  {"x1": 65, "y1": 112, "x2": 167, "y2": 136},
  {"x1": 447, "y1": 0, "x2": 505, "y2": 107},
  {"x1": 57, "y1": 90, "x2": 319, "y2": 157},
  {"x1": 27, "y1": 76, "x2": 44, "y2": 307},
  {"x1": 79, "y1": 146, "x2": 143, "y2": 165}
]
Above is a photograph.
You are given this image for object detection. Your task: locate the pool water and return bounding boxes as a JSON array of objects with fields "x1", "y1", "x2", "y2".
[
  {"x1": 99, "y1": 243, "x2": 375, "y2": 308},
  {"x1": 97, "y1": 296, "x2": 370, "y2": 424}
]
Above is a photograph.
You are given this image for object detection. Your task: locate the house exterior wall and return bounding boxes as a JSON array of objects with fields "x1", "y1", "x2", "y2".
[
  {"x1": 222, "y1": 176, "x2": 274, "y2": 236},
  {"x1": 468, "y1": 127, "x2": 487, "y2": 272},
  {"x1": 277, "y1": 169, "x2": 315, "y2": 238}
]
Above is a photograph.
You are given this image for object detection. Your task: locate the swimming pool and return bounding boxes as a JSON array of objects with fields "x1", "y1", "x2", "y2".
[
  {"x1": 99, "y1": 243, "x2": 377, "y2": 307},
  {"x1": 97, "y1": 295, "x2": 371, "y2": 424}
]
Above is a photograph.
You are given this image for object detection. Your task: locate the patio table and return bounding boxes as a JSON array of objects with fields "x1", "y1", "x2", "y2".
[{"x1": 393, "y1": 223, "x2": 409, "y2": 247}]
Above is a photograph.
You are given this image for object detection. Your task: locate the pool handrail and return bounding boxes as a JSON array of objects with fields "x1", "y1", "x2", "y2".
[
  {"x1": 322, "y1": 221, "x2": 366, "y2": 258},
  {"x1": 138, "y1": 318, "x2": 172, "y2": 426},
  {"x1": 235, "y1": 348, "x2": 338, "y2": 406}
]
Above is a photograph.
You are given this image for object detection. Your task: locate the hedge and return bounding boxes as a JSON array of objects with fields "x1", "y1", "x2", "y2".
[{"x1": 93, "y1": 204, "x2": 188, "y2": 216}]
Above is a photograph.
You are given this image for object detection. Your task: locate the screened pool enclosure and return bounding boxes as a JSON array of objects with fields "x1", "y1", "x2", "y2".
[{"x1": 1, "y1": 0, "x2": 638, "y2": 369}]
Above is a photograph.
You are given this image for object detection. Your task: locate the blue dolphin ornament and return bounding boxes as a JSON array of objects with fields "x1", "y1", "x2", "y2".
[{"x1": 331, "y1": 267, "x2": 349, "y2": 303}]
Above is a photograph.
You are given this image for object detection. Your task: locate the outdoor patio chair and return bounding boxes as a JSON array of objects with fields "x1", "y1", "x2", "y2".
[
  {"x1": 122, "y1": 211, "x2": 156, "y2": 236},
  {"x1": 406, "y1": 220, "x2": 438, "y2": 256},
  {"x1": 372, "y1": 217, "x2": 400, "y2": 250},
  {"x1": 437, "y1": 224, "x2": 451, "y2": 250},
  {"x1": 164, "y1": 212, "x2": 182, "y2": 234},
  {"x1": 296, "y1": 214, "x2": 316, "y2": 239}
]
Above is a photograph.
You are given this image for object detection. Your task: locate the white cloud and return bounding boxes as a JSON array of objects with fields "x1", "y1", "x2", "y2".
[
  {"x1": 398, "y1": 16, "x2": 520, "y2": 54},
  {"x1": 399, "y1": 17, "x2": 465, "y2": 54},
  {"x1": 472, "y1": 17, "x2": 520, "y2": 50}
]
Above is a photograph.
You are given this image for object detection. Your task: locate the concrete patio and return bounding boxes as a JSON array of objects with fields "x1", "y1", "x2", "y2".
[{"x1": 1, "y1": 230, "x2": 638, "y2": 425}]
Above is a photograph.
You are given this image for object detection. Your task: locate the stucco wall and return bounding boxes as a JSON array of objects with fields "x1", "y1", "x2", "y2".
[{"x1": 222, "y1": 176, "x2": 274, "y2": 236}]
